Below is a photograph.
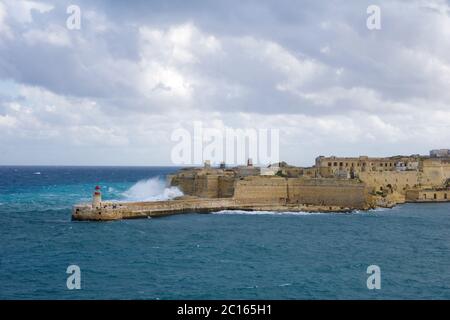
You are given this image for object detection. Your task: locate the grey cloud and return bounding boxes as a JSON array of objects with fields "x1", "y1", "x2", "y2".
[{"x1": 1, "y1": 0, "x2": 450, "y2": 165}]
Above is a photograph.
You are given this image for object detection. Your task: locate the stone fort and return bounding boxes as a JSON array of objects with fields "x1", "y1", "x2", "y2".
[
  {"x1": 168, "y1": 150, "x2": 450, "y2": 209},
  {"x1": 73, "y1": 149, "x2": 450, "y2": 221}
]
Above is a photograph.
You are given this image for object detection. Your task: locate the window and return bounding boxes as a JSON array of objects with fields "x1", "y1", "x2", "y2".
[
  {"x1": 434, "y1": 193, "x2": 437, "y2": 199},
  {"x1": 445, "y1": 194, "x2": 447, "y2": 200},
  {"x1": 328, "y1": 162, "x2": 332, "y2": 167},
  {"x1": 424, "y1": 194, "x2": 427, "y2": 199},
  {"x1": 333, "y1": 162, "x2": 337, "y2": 166}
]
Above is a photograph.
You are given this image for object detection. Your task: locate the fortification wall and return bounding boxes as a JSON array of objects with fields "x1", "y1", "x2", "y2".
[
  {"x1": 198, "y1": 175, "x2": 220, "y2": 198},
  {"x1": 287, "y1": 178, "x2": 368, "y2": 208},
  {"x1": 234, "y1": 176, "x2": 288, "y2": 203},
  {"x1": 406, "y1": 189, "x2": 449, "y2": 202},
  {"x1": 171, "y1": 175, "x2": 195, "y2": 196},
  {"x1": 358, "y1": 160, "x2": 450, "y2": 192},
  {"x1": 421, "y1": 159, "x2": 450, "y2": 187},
  {"x1": 234, "y1": 176, "x2": 368, "y2": 208},
  {"x1": 170, "y1": 174, "x2": 220, "y2": 198},
  {"x1": 218, "y1": 176, "x2": 235, "y2": 198},
  {"x1": 358, "y1": 171, "x2": 419, "y2": 194}
]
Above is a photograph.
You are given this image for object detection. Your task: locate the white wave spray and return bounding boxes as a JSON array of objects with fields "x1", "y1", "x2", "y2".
[
  {"x1": 214, "y1": 210, "x2": 328, "y2": 216},
  {"x1": 122, "y1": 177, "x2": 183, "y2": 202}
]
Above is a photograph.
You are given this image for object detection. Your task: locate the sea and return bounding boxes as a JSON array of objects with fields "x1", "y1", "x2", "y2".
[{"x1": 0, "y1": 166, "x2": 449, "y2": 299}]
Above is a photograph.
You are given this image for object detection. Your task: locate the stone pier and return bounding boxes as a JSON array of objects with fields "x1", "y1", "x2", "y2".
[{"x1": 72, "y1": 197, "x2": 360, "y2": 221}]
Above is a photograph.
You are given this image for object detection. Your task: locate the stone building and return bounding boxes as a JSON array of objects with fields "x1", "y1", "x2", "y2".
[
  {"x1": 314, "y1": 155, "x2": 421, "y2": 178},
  {"x1": 430, "y1": 149, "x2": 450, "y2": 158}
]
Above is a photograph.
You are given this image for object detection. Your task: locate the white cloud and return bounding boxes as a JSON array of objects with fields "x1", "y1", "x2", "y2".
[
  {"x1": 1, "y1": 0, "x2": 450, "y2": 165},
  {"x1": 23, "y1": 24, "x2": 71, "y2": 46},
  {"x1": 0, "y1": 2, "x2": 12, "y2": 38},
  {"x1": 137, "y1": 23, "x2": 222, "y2": 102},
  {"x1": 240, "y1": 37, "x2": 327, "y2": 91},
  {"x1": 418, "y1": 0, "x2": 450, "y2": 15},
  {"x1": 0, "y1": 114, "x2": 16, "y2": 127},
  {"x1": 4, "y1": 0, "x2": 53, "y2": 24},
  {"x1": 320, "y1": 46, "x2": 330, "y2": 54}
]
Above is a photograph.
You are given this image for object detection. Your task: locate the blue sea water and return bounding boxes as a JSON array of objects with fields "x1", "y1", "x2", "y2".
[{"x1": 0, "y1": 166, "x2": 449, "y2": 300}]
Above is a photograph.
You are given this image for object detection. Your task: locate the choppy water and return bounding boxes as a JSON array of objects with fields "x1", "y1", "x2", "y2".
[{"x1": 0, "y1": 166, "x2": 449, "y2": 299}]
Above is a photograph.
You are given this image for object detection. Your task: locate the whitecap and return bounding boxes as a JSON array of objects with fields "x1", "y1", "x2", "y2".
[{"x1": 279, "y1": 283, "x2": 292, "y2": 287}]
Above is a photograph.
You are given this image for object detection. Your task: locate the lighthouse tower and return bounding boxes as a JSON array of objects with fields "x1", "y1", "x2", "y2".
[{"x1": 92, "y1": 186, "x2": 102, "y2": 209}]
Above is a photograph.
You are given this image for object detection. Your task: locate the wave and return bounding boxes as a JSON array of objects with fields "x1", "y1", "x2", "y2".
[
  {"x1": 354, "y1": 207, "x2": 390, "y2": 214},
  {"x1": 214, "y1": 210, "x2": 328, "y2": 216},
  {"x1": 278, "y1": 283, "x2": 292, "y2": 287},
  {"x1": 370, "y1": 207, "x2": 391, "y2": 212},
  {"x1": 122, "y1": 177, "x2": 183, "y2": 202},
  {"x1": 107, "y1": 187, "x2": 117, "y2": 193}
]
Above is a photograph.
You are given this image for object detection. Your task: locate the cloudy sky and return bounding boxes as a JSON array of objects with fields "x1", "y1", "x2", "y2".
[{"x1": 0, "y1": 0, "x2": 449, "y2": 166}]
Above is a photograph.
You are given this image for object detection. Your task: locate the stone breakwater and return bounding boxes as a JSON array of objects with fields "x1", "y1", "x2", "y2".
[{"x1": 72, "y1": 198, "x2": 358, "y2": 221}]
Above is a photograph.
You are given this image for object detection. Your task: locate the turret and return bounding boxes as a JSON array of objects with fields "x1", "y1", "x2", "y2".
[{"x1": 92, "y1": 185, "x2": 102, "y2": 209}]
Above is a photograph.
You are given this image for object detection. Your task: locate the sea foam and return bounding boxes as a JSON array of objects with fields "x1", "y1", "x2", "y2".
[
  {"x1": 214, "y1": 210, "x2": 327, "y2": 216},
  {"x1": 122, "y1": 177, "x2": 183, "y2": 202}
]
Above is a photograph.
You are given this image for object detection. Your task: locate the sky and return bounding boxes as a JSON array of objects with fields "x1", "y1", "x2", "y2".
[{"x1": 0, "y1": 0, "x2": 450, "y2": 166}]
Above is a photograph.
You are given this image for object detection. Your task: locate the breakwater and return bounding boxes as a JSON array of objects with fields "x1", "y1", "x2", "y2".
[{"x1": 72, "y1": 198, "x2": 356, "y2": 221}]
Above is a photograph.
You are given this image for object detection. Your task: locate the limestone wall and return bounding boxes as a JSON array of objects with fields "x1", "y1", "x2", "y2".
[
  {"x1": 315, "y1": 155, "x2": 422, "y2": 178},
  {"x1": 421, "y1": 159, "x2": 450, "y2": 187},
  {"x1": 234, "y1": 176, "x2": 288, "y2": 203},
  {"x1": 234, "y1": 176, "x2": 368, "y2": 208},
  {"x1": 358, "y1": 171, "x2": 419, "y2": 194},
  {"x1": 406, "y1": 189, "x2": 449, "y2": 202},
  {"x1": 358, "y1": 160, "x2": 450, "y2": 193},
  {"x1": 199, "y1": 175, "x2": 220, "y2": 198},
  {"x1": 218, "y1": 176, "x2": 235, "y2": 198},
  {"x1": 170, "y1": 174, "x2": 217, "y2": 198},
  {"x1": 287, "y1": 178, "x2": 368, "y2": 208},
  {"x1": 170, "y1": 171, "x2": 237, "y2": 198}
]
